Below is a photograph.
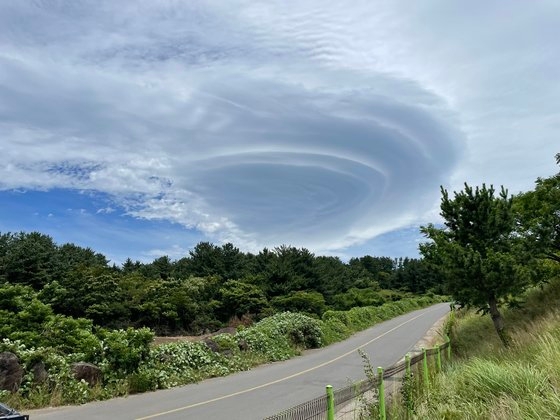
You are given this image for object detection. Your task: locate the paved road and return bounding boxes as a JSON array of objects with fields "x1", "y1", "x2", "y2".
[{"x1": 29, "y1": 303, "x2": 449, "y2": 420}]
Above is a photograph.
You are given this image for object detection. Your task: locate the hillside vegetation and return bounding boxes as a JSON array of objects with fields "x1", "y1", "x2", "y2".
[
  {"x1": 0, "y1": 231, "x2": 444, "y2": 409},
  {"x1": 0, "y1": 232, "x2": 443, "y2": 336},
  {"x1": 0, "y1": 295, "x2": 442, "y2": 409},
  {"x1": 384, "y1": 273, "x2": 560, "y2": 419}
]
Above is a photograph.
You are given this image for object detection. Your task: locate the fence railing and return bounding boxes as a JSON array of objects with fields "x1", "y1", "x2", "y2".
[{"x1": 263, "y1": 336, "x2": 451, "y2": 420}]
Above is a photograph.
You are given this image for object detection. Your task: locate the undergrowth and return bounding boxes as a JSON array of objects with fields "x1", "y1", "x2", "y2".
[
  {"x1": 379, "y1": 276, "x2": 560, "y2": 419},
  {"x1": 1, "y1": 295, "x2": 442, "y2": 410}
]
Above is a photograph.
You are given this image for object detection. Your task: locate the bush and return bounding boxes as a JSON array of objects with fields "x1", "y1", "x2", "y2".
[
  {"x1": 321, "y1": 296, "x2": 442, "y2": 344},
  {"x1": 1, "y1": 293, "x2": 443, "y2": 409},
  {"x1": 236, "y1": 325, "x2": 294, "y2": 361},
  {"x1": 98, "y1": 327, "x2": 154, "y2": 375}
]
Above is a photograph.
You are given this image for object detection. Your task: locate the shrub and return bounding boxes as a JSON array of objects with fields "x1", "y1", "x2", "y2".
[
  {"x1": 251, "y1": 312, "x2": 322, "y2": 348},
  {"x1": 98, "y1": 327, "x2": 154, "y2": 375}
]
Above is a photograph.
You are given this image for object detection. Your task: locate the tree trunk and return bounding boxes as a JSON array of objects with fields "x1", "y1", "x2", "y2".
[{"x1": 488, "y1": 295, "x2": 510, "y2": 347}]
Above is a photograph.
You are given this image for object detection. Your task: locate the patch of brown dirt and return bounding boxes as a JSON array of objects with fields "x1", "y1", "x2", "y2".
[{"x1": 152, "y1": 335, "x2": 210, "y2": 346}]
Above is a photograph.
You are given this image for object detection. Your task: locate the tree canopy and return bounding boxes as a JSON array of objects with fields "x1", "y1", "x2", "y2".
[
  {"x1": 0, "y1": 231, "x2": 437, "y2": 336},
  {"x1": 514, "y1": 157, "x2": 560, "y2": 264},
  {"x1": 421, "y1": 184, "x2": 535, "y2": 345}
]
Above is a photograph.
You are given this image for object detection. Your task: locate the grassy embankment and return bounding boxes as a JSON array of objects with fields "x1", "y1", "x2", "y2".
[{"x1": 381, "y1": 276, "x2": 560, "y2": 419}]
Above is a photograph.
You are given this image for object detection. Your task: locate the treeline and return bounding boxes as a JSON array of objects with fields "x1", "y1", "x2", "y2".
[{"x1": 0, "y1": 233, "x2": 443, "y2": 335}]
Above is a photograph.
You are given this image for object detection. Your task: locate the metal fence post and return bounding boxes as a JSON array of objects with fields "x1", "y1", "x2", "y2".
[
  {"x1": 405, "y1": 353, "x2": 411, "y2": 378},
  {"x1": 422, "y1": 348, "x2": 429, "y2": 388},
  {"x1": 326, "y1": 385, "x2": 334, "y2": 420},
  {"x1": 377, "y1": 367, "x2": 386, "y2": 420},
  {"x1": 436, "y1": 344, "x2": 442, "y2": 372},
  {"x1": 405, "y1": 354, "x2": 412, "y2": 419},
  {"x1": 446, "y1": 335, "x2": 451, "y2": 361}
]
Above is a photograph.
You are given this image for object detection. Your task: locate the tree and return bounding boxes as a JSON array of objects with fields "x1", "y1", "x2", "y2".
[
  {"x1": 351, "y1": 256, "x2": 394, "y2": 288},
  {"x1": 57, "y1": 243, "x2": 108, "y2": 270},
  {"x1": 514, "y1": 155, "x2": 560, "y2": 264},
  {"x1": 391, "y1": 258, "x2": 443, "y2": 294},
  {"x1": 420, "y1": 184, "x2": 534, "y2": 346},
  {"x1": 0, "y1": 231, "x2": 60, "y2": 289},
  {"x1": 217, "y1": 280, "x2": 270, "y2": 321},
  {"x1": 271, "y1": 290, "x2": 326, "y2": 316},
  {"x1": 331, "y1": 287, "x2": 383, "y2": 311},
  {"x1": 40, "y1": 267, "x2": 129, "y2": 327},
  {"x1": 151, "y1": 255, "x2": 172, "y2": 280},
  {"x1": 188, "y1": 242, "x2": 224, "y2": 278}
]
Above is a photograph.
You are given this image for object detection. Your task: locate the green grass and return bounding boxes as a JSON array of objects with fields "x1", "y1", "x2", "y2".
[{"x1": 381, "y1": 276, "x2": 560, "y2": 419}]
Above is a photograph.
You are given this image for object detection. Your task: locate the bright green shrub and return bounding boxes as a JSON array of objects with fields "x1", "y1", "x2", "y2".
[
  {"x1": 236, "y1": 325, "x2": 294, "y2": 361},
  {"x1": 321, "y1": 296, "x2": 442, "y2": 344},
  {"x1": 271, "y1": 291, "x2": 326, "y2": 316},
  {"x1": 98, "y1": 327, "x2": 154, "y2": 374},
  {"x1": 42, "y1": 315, "x2": 101, "y2": 361},
  {"x1": 252, "y1": 312, "x2": 322, "y2": 348},
  {"x1": 212, "y1": 333, "x2": 239, "y2": 353}
]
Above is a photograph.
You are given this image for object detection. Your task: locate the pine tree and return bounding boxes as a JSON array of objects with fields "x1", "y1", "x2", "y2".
[{"x1": 421, "y1": 184, "x2": 534, "y2": 346}]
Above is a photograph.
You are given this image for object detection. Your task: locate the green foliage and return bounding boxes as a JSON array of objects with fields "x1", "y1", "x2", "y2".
[
  {"x1": 217, "y1": 280, "x2": 270, "y2": 320},
  {"x1": 0, "y1": 339, "x2": 105, "y2": 408},
  {"x1": 0, "y1": 228, "x2": 448, "y2": 410},
  {"x1": 331, "y1": 287, "x2": 384, "y2": 311},
  {"x1": 98, "y1": 328, "x2": 154, "y2": 375},
  {"x1": 187, "y1": 242, "x2": 245, "y2": 280},
  {"x1": 321, "y1": 296, "x2": 442, "y2": 344},
  {"x1": 454, "y1": 358, "x2": 549, "y2": 403},
  {"x1": 258, "y1": 312, "x2": 323, "y2": 348},
  {"x1": 421, "y1": 183, "x2": 536, "y2": 345},
  {"x1": 57, "y1": 243, "x2": 108, "y2": 270},
  {"x1": 514, "y1": 165, "x2": 560, "y2": 264},
  {"x1": 0, "y1": 283, "x2": 101, "y2": 357},
  {"x1": 1, "y1": 228, "x2": 443, "y2": 335},
  {"x1": 2, "y1": 293, "x2": 441, "y2": 409},
  {"x1": 271, "y1": 290, "x2": 326, "y2": 316},
  {"x1": 0, "y1": 232, "x2": 59, "y2": 289},
  {"x1": 387, "y1": 277, "x2": 560, "y2": 420},
  {"x1": 41, "y1": 315, "x2": 101, "y2": 360},
  {"x1": 349, "y1": 255, "x2": 394, "y2": 288},
  {"x1": 39, "y1": 268, "x2": 129, "y2": 326},
  {"x1": 235, "y1": 312, "x2": 322, "y2": 361}
]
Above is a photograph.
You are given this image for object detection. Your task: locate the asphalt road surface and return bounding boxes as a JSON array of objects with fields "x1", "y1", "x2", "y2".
[{"x1": 29, "y1": 303, "x2": 449, "y2": 420}]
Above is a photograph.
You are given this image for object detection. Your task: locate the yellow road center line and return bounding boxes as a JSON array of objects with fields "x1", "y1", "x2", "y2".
[{"x1": 136, "y1": 305, "x2": 442, "y2": 419}]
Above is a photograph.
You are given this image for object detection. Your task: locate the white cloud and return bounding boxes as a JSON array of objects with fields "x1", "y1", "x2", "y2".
[{"x1": 1, "y1": 1, "x2": 558, "y2": 255}]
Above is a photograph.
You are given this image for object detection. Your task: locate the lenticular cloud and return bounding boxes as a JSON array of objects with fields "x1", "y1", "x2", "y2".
[
  {"x1": 0, "y1": 1, "x2": 464, "y2": 253},
  {"x1": 154, "y1": 70, "x2": 462, "y2": 251}
]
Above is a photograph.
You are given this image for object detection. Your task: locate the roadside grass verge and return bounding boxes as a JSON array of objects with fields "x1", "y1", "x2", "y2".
[
  {"x1": 381, "y1": 277, "x2": 560, "y2": 419},
  {"x1": 1, "y1": 295, "x2": 443, "y2": 410}
]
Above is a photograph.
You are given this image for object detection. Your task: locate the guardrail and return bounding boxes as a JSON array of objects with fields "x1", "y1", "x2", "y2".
[{"x1": 263, "y1": 336, "x2": 451, "y2": 420}]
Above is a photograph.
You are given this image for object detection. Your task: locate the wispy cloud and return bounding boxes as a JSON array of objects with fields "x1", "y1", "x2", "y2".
[{"x1": 1, "y1": 1, "x2": 557, "y2": 257}]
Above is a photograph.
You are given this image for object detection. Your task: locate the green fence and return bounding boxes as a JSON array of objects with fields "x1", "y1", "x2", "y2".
[{"x1": 263, "y1": 337, "x2": 451, "y2": 420}]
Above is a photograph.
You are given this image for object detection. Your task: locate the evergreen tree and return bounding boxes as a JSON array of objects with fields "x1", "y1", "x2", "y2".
[
  {"x1": 421, "y1": 184, "x2": 535, "y2": 346},
  {"x1": 514, "y1": 154, "x2": 560, "y2": 264}
]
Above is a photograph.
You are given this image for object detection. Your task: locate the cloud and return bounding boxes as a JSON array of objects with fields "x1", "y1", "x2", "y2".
[{"x1": 1, "y1": 1, "x2": 556, "y2": 256}]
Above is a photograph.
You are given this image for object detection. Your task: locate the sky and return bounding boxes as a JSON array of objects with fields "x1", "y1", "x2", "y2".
[{"x1": 1, "y1": 1, "x2": 559, "y2": 265}]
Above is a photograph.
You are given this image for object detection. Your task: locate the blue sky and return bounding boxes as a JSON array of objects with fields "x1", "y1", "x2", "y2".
[{"x1": 1, "y1": 1, "x2": 559, "y2": 265}]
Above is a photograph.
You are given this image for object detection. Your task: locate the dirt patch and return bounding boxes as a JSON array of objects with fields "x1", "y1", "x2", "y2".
[{"x1": 152, "y1": 335, "x2": 210, "y2": 346}]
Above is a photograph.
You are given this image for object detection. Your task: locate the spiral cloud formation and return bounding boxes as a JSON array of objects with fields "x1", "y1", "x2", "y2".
[{"x1": 1, "y1": 1, "x2": 556, "y2": 257}]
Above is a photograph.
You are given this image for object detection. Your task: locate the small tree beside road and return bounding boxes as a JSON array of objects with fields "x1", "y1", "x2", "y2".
[{"x1": 420, "y1": 184, "x2": 535, "y2": 346}]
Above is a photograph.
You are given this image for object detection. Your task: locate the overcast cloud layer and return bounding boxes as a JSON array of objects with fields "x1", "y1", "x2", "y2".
[{"x1": 1, "y1": 1, "x2": 559, "y2": 259}]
